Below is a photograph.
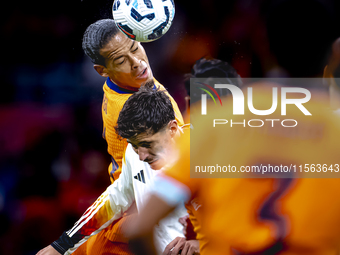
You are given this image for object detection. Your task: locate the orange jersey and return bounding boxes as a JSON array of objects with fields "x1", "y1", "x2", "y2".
[
  {"x1": 102, "y1": 77, "x2": 184, "y2": 182},
  {"x1": 159, "y1": 83, "x2": 340, "y2": 255}
]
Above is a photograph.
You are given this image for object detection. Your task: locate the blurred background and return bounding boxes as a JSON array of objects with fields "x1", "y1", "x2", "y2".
[{"x1": 1, "y1": 0, "x2": 340, "y2": 254}]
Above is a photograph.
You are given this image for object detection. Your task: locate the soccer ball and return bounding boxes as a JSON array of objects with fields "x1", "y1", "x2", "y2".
[{"x1": 112, "y1": 0, "x2": 175, "y2": 42}]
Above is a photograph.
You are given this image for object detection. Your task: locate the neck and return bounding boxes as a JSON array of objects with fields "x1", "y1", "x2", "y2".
[{"x1": 110, "y1": 78, "x2": 139, "y2": 92}]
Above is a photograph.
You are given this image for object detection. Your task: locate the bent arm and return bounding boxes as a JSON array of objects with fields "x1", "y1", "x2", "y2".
[{"x1": 49, "y1": 153, "x2": 134, "y2": 255}]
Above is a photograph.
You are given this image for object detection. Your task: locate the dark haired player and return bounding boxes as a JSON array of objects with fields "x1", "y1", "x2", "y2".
[
  {"x1": 38, "y1": 86, "x2": 188, "y2": 255},
  {"x1": 82, "y1": 19, "x2": 183, "y2": 182},
  {"x1": 36, "y1": 19, "x2": 184, "y2": 255},
  {"x1": 184, "y1": 57, "x2": 242, "y2": 112}
]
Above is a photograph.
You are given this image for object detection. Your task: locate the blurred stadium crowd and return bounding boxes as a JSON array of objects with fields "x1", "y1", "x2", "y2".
[{"x1": 1, "y1": 0, "x2": 340, "y2": 254}]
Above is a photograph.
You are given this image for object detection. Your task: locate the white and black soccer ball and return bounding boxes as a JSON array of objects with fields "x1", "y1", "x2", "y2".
[{"x1": 112, "y1": 0, "x2": 175, "y2": 42}]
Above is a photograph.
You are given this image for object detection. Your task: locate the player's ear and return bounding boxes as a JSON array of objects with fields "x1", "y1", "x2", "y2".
[
  {"x1": 168, "y1": 120, "x2": 178, "y2": 138},
  {"x1": 94, "y1": 64, "x2": 109, "y2": 78}
]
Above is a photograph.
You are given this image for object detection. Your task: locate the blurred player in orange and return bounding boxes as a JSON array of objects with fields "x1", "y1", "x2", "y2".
[
  {"x1": 124, "y1": 1, "x2": 340, "y2": 254},
  {"x1": 36, "y1": 19, "x2": 184, "y2": 255},
  {"x1": 160, "y1": 57, "x2": 243, "y2": 255},
  {"x1": 324, "y1": 37, "x2": 340, "y2": 111},
  {"x1": 127, "y1": 99, "x2": 340, "y2": 254}
]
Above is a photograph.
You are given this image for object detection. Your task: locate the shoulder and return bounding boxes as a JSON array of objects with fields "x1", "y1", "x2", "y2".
[
  {"x1": 153, "y1": 77, "x2": 166, "y2": 91},
  {"x1": 103, "y1": 82, "x2": 133, "y2": 121},
  {"x1": 124, "y1": 144, "x2": 140, "y2": 166},
  {"x1": 124, "y1": 144, "x2": 149, "y2": 173},
  {"x1": 104, "y1": 82, "x2": 132, "y2": 102}
]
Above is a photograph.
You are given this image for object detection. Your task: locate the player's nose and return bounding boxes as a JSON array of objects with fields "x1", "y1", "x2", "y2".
[
  {"x1": 131, "y1": 55, "x2": 141, "y2": 69},
  {"x1": 137, "y1": 147, "x2": 149, "y2": 161}
]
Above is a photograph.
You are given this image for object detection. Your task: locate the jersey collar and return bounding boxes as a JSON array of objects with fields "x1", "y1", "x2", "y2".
[{"x1": 106, "y1": 77, "x2": 157, "y2": 94}]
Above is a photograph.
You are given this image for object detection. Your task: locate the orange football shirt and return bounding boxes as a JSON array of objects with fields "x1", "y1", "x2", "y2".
[{"x1": 164, "y1": 83, "x2": 340, "y2": 255}]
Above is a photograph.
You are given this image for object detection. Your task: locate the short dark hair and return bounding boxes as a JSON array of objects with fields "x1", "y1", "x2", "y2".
[
  {"x1": 82, "y1": 19, "x2": 121, "y2": 66},
  {"x1": 185, "y1": 57, "x2": 242, "y2": 104},
  {"x1": 115, "y1": 86, "x2": 175, "y2": 140},
  {"x1": 190, "y1": 58, "x2": 240, "y2": 80}
]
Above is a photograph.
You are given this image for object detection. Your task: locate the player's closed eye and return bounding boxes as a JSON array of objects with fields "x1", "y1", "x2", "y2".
[
  {"x1": 117, "y1": 59, "x2": 125, "y2": 65},
  {"x1": 139, "y1": 141, "x2": 152, "y2": 148},
  {"x1": 116, "y1": 48, "x2": 138, "y2": 65},
  {"x1": 129, "y1": 142, "x2": 151, "y2": 149}
]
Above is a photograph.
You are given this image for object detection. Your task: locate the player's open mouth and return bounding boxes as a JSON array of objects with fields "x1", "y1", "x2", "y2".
[{"x1": 136, "y1": 68, "x2": 148, "y2": 79}]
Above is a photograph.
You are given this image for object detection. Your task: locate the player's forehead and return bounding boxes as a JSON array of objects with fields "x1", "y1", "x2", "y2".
[
  {"x1": 128, "y1": 130, "x2": 163, "y2": 144},
  {"x1": 100, "y1": 33, "x2": 135, "y2": 60}
]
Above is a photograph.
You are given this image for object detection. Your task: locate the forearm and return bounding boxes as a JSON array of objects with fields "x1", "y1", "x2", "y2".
[{"x1": 124, "y1": 195, "x2": 174, "y2": 255}]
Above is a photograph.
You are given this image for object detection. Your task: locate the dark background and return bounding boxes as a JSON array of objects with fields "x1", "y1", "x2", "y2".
[{"x1": 1, "y1": 0, "x2": 340, "y2": 254}]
